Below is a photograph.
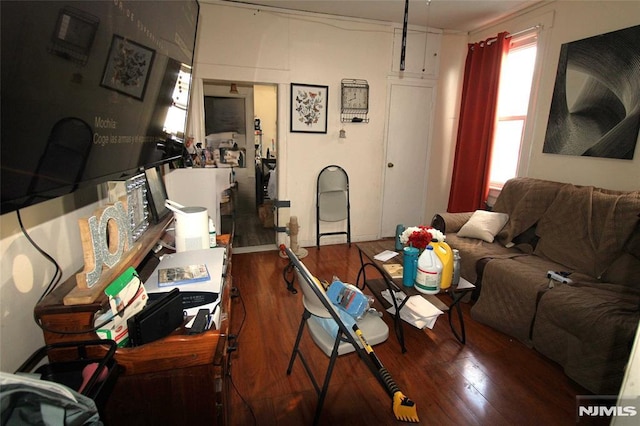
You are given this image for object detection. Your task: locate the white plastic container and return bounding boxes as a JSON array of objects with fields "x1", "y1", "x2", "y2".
[
  {"x1": 165, "y1": 200, "x2": 209, "y2": 252},
  {"x1": 415, "y1": 246, "x2": 442, "y2": 294}
]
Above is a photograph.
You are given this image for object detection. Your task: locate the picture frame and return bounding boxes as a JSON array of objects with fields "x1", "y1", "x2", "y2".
[
  {"x1": 101, "y1": 35, "x2": 155, "y2": 101},
  {"x1": 290, "y1": 83, "x2": 328, "y2": 133},
  {"x1": 50, "y1": 6, "x2": 100, "y2": 65},
  {"x1": 542, "y1": 24, "x2": 640, "y2": 159}
]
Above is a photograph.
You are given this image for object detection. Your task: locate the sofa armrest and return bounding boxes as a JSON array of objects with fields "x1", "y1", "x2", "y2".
[{"x1": 431, "y1": 212, "x2": 474, "y2": 234}]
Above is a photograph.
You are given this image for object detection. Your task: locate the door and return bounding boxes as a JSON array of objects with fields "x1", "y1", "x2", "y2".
[{"x1": 380, "y1": 81, "x2": 434, "y2": 237}]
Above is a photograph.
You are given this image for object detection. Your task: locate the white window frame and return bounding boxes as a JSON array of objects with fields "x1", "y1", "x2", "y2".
[{"x1": 488, "y1": 32, "x2": 539, "y2": 193}]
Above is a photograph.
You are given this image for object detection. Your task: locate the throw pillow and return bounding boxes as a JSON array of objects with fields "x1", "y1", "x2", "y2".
[{"x1": 457, "y1": 210, "x2": 509, "y2": 243}]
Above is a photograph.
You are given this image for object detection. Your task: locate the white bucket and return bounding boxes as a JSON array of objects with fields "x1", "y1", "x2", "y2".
[{"x1": 165, "y1": 200, "x2": 209, "y2": 252}]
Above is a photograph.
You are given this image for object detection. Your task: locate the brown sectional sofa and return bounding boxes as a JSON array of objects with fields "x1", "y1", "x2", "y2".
[{"x1": 432, "y1": 177, "x2": 640, "y2": 394}]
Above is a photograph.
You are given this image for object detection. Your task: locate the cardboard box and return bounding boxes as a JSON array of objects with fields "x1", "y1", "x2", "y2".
[
  {"x1": 96, "y1": 271, "x2": 148, "y2": 347},
  {"x1": 258, "y1": 201, "x2": 274, "y2": 228}
]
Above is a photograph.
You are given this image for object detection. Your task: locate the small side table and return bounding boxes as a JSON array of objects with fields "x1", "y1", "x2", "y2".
[
  {"x1": 355, "y1": 241, "x2": 450, "y2": 353},
  {"x1": 445, "y1": 278, "x2": 475, "y2": 344}
]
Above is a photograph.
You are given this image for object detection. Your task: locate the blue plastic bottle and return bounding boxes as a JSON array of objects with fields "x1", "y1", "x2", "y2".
[
  {"x1": 402, "y1": 246, "x2": 419, "y2": 287},
  {"x1": 326, "y1": 280, "x2": 370, "y2": 319}
]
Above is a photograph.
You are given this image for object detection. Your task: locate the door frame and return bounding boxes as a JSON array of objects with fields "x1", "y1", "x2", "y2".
[
  {"x1": 379, "y1": 77, "x2": 438, "y2": 237},
  {"x1": 188, "y1": 76, "x2": 291, "y2": 248}
]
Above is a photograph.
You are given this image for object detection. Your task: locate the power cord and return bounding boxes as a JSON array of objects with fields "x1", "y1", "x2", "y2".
[
  {"x1": 15, "y1": 209, "x2": 83, "y2": 335},
  {"x1": 16, "y1": 209, "x2": 62, "y2": 305},
  {"x1": 227, "y1": 286, "x2": 257, "y2": 425},
  {"x1": 282, "y1": 261, "x2": 298, "y2": 294}
]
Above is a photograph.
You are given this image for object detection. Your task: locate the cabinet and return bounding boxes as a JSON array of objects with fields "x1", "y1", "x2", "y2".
[
  {"x1": 34, "y1": 216, "x2": 232, "y2": 425},
  {"x1": 391, "y1": 27, "x2": 441, "y2": 76}
]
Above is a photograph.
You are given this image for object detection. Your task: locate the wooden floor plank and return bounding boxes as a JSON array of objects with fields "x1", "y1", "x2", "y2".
[{"x1": 228, "y1": 244, "x2": 610, "y2": 426}]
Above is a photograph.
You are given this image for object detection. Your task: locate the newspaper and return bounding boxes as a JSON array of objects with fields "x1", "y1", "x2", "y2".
[{"x1": 381, "y1": 289, "x2": 443, "y2": 329}]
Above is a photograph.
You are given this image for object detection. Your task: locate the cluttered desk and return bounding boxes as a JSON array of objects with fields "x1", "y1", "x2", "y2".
[
  {"x1": 145, "y1": 247, "x2": 227, "y2": 330},
  {"x1": 33, "y1": 216, "x2": 234, "y2": 425}
]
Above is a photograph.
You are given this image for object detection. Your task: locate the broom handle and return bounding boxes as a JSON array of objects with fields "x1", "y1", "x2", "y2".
[{"x1": 352, "y1": 325, "x2": 401, "y2": 398}]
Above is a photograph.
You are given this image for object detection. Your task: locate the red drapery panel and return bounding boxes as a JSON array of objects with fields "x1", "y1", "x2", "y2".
[{"x1": 447, "y1": 32, "x2": 509, "y2": 213}]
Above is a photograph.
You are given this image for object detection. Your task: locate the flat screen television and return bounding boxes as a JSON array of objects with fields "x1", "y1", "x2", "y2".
[{"x1": 1, "y1": 1, "x2": 200, "y2": 214}]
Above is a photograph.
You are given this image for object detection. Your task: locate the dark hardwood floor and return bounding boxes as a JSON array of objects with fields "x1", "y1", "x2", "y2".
[{"x1": 228, "y1": 244, "x2": 611, "y2": 426}]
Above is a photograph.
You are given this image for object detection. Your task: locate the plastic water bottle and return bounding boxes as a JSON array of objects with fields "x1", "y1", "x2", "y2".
[
  {"x1": 208, "y1": 218, "x2": 217, "y2": 248},
  {"x1": 402, "y1": 246, "x2": 419, "y2": 287},
  {"x1": 452, "y1": 249, "x2": 461, "y2": 287},
  {"x1": 415, "y1": 246, "x2": 442, "y2": 294},
  {"x1": 326, "y1": 280, "x2": 370, "y2": 319},
  {"x1": 395, "y1": 224, "x2": 405, "y2": 250}
]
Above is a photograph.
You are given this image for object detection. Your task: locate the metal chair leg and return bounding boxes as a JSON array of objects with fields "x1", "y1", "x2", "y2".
[
  {"x1": 313, "y1": 333, "x2": 342, "y2": 426},
  {"x1": 287, "y1": 308, "x2": 347, "y2": 425},
  {"x1": 287, "y1": 310, "x2": 310, "y2": 374}
]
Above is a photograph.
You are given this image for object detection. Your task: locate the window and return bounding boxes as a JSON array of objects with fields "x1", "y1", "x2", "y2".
[
  {"x1": 488, "y1": 34, "x2": 537, "y2": 188},
  {"x1": 163, "y1": 65, "x2": 192, "y2": 136}
]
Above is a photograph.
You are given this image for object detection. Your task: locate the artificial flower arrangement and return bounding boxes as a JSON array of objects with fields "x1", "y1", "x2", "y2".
[{"x1": 400, "y1": 226, "x2": 445, "y2": 250}]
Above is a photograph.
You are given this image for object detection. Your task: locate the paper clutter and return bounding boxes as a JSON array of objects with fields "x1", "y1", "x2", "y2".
[{"x1": 381, "y1": 289, "x2": 443, "y2": 329}]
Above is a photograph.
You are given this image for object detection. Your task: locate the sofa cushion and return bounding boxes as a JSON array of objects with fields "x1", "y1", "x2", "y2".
[
  {"x1": 457, "y1": 210, "x2": 509, "y2": 243},
  {"x1": 601, "y1": 252, "x2": 640, "y2": 287},
  {"x1": 532, "y1": 283, "x2": 640, "y2": 394},
  {"x1": 600, "y1": 217, "x2": 640, "y2": 287},
  {"x1": 534, "y1": 185, "x2": 640, "y2": 278},
  {"x1": 470, "y1": 254, "x2": 572, "y2": 346},
  {"x1": 442, "y1": 233, "x2": 516, "y2": 283}
]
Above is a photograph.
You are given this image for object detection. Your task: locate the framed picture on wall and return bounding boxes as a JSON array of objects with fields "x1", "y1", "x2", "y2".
[
  {"x1": 101, "y1": 35, "x2": 155, "y2": 101},
  {"x1": 542, "y1": 24, "x2": 640, "y2": 159},
  {"x1": 290, "y1": 83, "x2": 328, "y2": 133},
  {"x1": 49, "y1": 6, "x2": 99, "y2": 65}
]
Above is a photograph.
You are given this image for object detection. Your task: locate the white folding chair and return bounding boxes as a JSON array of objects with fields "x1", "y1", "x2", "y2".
[
  {"x1": 316, "y1": 165, "x2": 351, "y2": 247},
  {"x1": 284, "y1": 248, "x2": 388, "y2": 425}
]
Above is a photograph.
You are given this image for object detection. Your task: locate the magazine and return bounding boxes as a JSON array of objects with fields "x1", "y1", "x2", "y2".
[{"x1": 158, "y1": 264, "x2": 210, "y2": 287}]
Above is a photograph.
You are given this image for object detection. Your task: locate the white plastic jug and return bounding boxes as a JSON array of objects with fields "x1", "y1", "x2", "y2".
[
  {"x1": 415, "y1": 246, "x2": 442, "y2": 294},
  {"x1": 165, "y1": 200, "x2": 209, "y2": 252}
]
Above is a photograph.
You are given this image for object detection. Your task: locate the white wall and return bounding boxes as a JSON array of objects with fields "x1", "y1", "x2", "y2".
[
  {"x1": 469, "y1": 1, "x2": 640, "y2": 191},
  {"x1": 191, "y1": 1, "x2": 413, "y2": 246},
  {"x1": 0, "y1": 189, "x2": 102, "y2": 372},
  {"x1": 424, "y1": 33, "x2": 467, "y2": 223}
]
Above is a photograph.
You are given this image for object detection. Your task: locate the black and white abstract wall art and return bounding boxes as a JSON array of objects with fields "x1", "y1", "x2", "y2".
[{"x1": 542, "y1": 25, "x2": 640, "y2": 159}]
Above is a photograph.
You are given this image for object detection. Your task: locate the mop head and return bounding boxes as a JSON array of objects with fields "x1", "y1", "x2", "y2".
[{"x1": 392, "y1": 391, "x2": 419, "y2": 423}]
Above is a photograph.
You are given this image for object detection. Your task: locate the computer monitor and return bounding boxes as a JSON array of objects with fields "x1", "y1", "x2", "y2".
[{"x1": 144, "y1": 166, "x2": 170, "y2": 224}]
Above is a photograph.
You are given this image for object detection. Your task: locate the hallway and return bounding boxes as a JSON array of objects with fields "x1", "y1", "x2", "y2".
[{"x1": 232, "y1": 167, "x2": 276, "y2": 251}]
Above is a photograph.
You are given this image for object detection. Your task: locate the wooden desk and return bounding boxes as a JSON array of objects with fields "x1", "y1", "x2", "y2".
[
  {"x1": 34, "y1": 218, "x2": 232, "y2": 425},
  {"x1": 356, "y1": 240, "x2": 469, "y2": 352}
]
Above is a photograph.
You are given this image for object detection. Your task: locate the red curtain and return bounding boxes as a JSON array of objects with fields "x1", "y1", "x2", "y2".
[{"x1": 447, "y1": 32, "x2": 509, "y2": 213}]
